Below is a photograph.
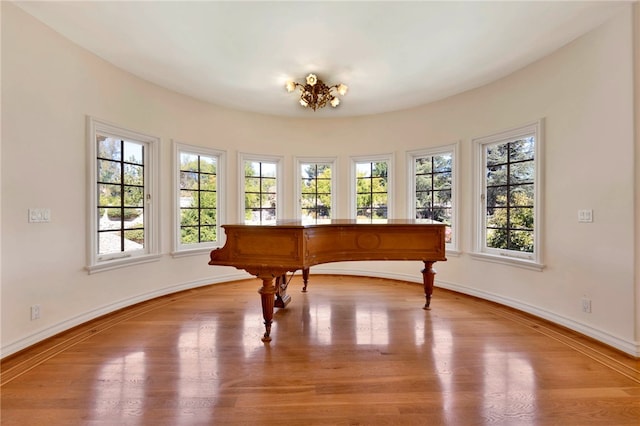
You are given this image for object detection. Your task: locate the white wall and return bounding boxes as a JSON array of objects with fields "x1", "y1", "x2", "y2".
[{"x1": 2, "y1": 3, "x2": 638, "y2": 356}]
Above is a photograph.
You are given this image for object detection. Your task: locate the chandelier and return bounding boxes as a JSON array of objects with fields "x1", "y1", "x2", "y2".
[{"x1": 285, "y1": 73, "x2": 348, "y2": 111}]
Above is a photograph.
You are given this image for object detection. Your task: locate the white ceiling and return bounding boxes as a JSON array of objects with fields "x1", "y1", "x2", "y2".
[{"x1": 14, "y1": 1, "x2": 629, "y2": 118}]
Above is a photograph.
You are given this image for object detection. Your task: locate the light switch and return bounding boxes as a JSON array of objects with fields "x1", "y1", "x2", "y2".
[
  {"x1": 578, "y1": 209, "x2": 593, "y2": 223},
  {"x1": 28, "y1": 208, "x2": 51, "y2": 223}
]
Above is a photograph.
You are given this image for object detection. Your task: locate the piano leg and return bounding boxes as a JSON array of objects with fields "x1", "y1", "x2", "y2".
[
  {"x1": 421, "y1": 261, "x2": 436, "y2": 310},
  {"x1": 301, "y1": 268, "x2": 310, "y2": 292},
  {"x1": 258, "y1": 277, "x2": 276, "y2": 342},
  {"x1": 274, "y1": 274, "x2": 292, "y2": 308}
]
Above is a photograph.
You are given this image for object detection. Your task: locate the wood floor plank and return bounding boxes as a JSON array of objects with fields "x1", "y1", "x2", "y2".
[{"x1": 2, "y1": 275, "x2": 639, "y2": 425}]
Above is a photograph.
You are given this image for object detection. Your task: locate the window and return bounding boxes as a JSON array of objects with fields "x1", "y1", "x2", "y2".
[
  {"x1": 240, "y1": 153, "x2": 283, "y2": 225},
  {"x1": 351, "y1": 154, "x2": 393, "y2": 223},
  {"x1": 296, "y1": 157, "x2": 336, "y2": 224},
  {"x1": 87, "y1": 117, "x2": 160, "y2": 273},
  {"x1": 408, "y1": 143, "x2": 459, "y2": 252},
  {"x1": 174, "y1": 143, "x2": 225, "y2": 254},
  {"x1": 473, "y1": 120, "x2": 544, "y2": 269}
]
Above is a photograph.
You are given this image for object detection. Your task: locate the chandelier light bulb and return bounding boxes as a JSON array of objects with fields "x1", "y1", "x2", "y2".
[
  {"x1": 286, "y1": 73, "x2": 348, "y2": 111},
  {"x1": 305, "y1": 73, "x2": 318, "y2": 86}
]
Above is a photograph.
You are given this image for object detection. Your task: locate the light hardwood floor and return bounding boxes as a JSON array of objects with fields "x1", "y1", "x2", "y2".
[{"x1": 2, "y1": 275, "x2": 639, "y2": 425}]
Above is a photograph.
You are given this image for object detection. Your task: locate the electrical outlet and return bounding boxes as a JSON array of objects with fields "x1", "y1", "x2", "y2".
[
  {"x1": 30, "y1": 305, "x2": 41, "y2": 320},
  {"x1": 581, "y1": 298, "x2": 592, "y2": 313}
]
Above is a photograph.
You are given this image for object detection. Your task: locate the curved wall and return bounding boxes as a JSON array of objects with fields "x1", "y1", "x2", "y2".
[{"x1": 2, "y1": 3, "x2": 638, "y2": 356}]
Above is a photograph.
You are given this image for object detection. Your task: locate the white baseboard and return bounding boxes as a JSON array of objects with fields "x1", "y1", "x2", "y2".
[
  {"x1": 310, "y1": 266, "x2": 639, "y2": 357},
  {"x1": 1, "y1": 271, "x2": 249, "y2": 358},
  {"x1": 3, "y1": 269, "x2": 638, "y2": 358}
]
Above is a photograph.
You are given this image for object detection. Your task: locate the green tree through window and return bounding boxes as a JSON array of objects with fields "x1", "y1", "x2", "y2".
[
  {"x1": 414, "y1": 153, "x2": 452, "y2": 243},
  {"x1": 244, "y1": 160, "x2": 277, "y2": 224},
  {"x1": 485, "y1": 137, "x2": 535, "y2": 252},
  {"x1": 301, "y1": 163, "x2": 332, "y2": 223},
  {"x1": 96, "y1": 136, "x2": 145, "y2": 254},
  {"x1": 356, "y1": 161, "x2": 388, "y2": 223},
  {"x1": 179, "y1": 152, "x2": 218, "y2": 245}
]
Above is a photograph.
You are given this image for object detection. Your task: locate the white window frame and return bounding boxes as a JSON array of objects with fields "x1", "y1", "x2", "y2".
[
  {"x1": 471, "y1": 120, "x2": 544, "y2": 271},
  {"x1": 407, "y1": 142, "x2": 460, "y2": 254},
  {"x1": 172, "y1": 142, "x2": 226, "y2": 256},
  {"x1": 294, "y1": 156, "x2": 337, "y2": 223},
  {"x1": 238, "y1": 152, "x2": 284, "y2": 224},
  {"x1": 86, "y1": 117, "x2": 161, "y2": 274},
  {"x1": 350, "y1": 153, "x2": 394, "y2": 221}
]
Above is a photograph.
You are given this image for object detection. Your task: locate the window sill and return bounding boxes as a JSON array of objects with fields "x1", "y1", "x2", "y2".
[
  {"x1": 171, "y1": 246, "x2": 219, "y2": 258},
  {"x1": 469, "y1": 252, "x2": 545, "y2": 271},
  {"x1": 86, "y1": 253, "x2": 162, "y2": 274}
]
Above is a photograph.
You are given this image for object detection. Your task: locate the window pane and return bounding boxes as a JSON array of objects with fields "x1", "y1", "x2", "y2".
[
  {"x1": 373, "y1": 207, "x2": 387, "y2": 220},
  {"x1": 261, "y1": 209, "x2": 276, "y2": 223},
  {"x1": 124, "y1": 164, "x2": 143, "y2": 186},
  {"x1": 416, "y1": 191, "x2": 432, "y2": 207},
  {"x1": 487, "y1": 164, "x2": 508, "y2": 185},
  {"x1": 509, "y1": 137, "x2": 535, "y2": 162},
  {"x1": 98, "y1": 230, "x2": 122, "y2": 255},
  {"x1": 98, "y1": 160, "x2": 121, "y2": 183},
  {"x1": 98, "y1": 184, "x2": 121, "y2": 206},
  {"x1": 509, "y1": 230, "x2": 534, "y2": 252},
  {"x1": 180, "y1": 190, "x2": 195, "y2": 208},
  {"x1": 486, "y1": 186, "x2": 508, "y2": 207},
  {"x1": 261, "y1": 177, "x2": 276, "y2": 193},
  {"x1": 124, "y1": 186, "x2": 144, "y2": 207},
  {"x1": 200, "y1": 156, "x2": 216, "y2": 174},
  {"x1": 201, "y1": 209, "x2": 216, "y2": 225},
  {"x1": 99, "y1": 209, "x2": 121, "y2": 230},
  {"x1": 124, "y1": 229, "x2": 144, "y2": 247},
  {"x1": 486, "y1": 208, "x2": 507, "y2": 228},
  {"x1": 510, "y1": 161, "x2": 534, "y2": 184},
  {"x1": 181, "y1": 227, "x2": 198, "y2": 244},
  {"x1": 486, "y1": 228, "x2": 507, "y2": 249},
  {"x1": 123, "y1": 209, "x2": 143, "y2": 229},
  {"x1": 123, "y1": 141, "x2": 143, "y2": 165},
  {"x1": 301, "y1": 193, "x2": 316, "y2": 209},
  {"x1": 511, "y1": 207, "x2": 534, "y2": 229},
  {"x1": 357, "y1": 194, "x2": 370, "y2": 209},
  {"x1": 245, "y1": 177, "x2": 260, "y2": 193},
  {"x1": 200, "y1": 192, "x2": 216, "y2": 208},
  {"x1": 97, "y1": 137, "x2": 121, "y2": 161},
  {"x1": 511, "y1": 184, "x2": 534, "y2": 206},
  {"x1": 180, "y1": 171, "x2": 198, "y2": 190},
  {"x1": 180, "y1": 153, "x2": 199, "y2": 171},
  {"x1": 200, "y1": 174, "x2": 217, "y2": 191},
  {"x1": 486, "y1": 144, "x2": 507, "y2": 166},
  {"x1": 181, "y1": 209, "x2": 198, "y2": 226},
  {"x1": 433, "y1": 190, "x2": 452, "y2": 207},
  {"x1": 356, "y1": 163, "x2": 371, "y2": 177},
  {"x1": 433, "y1": 154, "x2": 452, "y2": 172},
  {"x1": 261, "y1": 163, "x2": 277, "y2": 178},
  {"x1": 245, "y1": 161, "x2": 260, "y2": 177},
  {"x1": 372, "y1": 192, "x2": 387, "y2": 207},
  {"x1": 415, "y1": 158, "x2": 432, "y2": 174},
  {"x1": 433, "y1": 208, "x2": 452, "y2": 225},
  {"x1": 433, "y1": 172, "x2": 451, "y2": 190},
  {"x1": 200, "y1": 226, "x2": 216, "y2": 242},
  {"x1": 416, "y1": 175, "x2": 431, "y2": 191}
]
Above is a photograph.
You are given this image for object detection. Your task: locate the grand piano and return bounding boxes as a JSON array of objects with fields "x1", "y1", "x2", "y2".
[{"x1": 208, "y1": 219, "x2": 447, "y2": 342}]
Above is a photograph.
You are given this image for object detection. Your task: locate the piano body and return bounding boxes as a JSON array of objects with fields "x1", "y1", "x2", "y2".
[{"x1": 208, "y1": 219, "x2": 446, "y2": 342}]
